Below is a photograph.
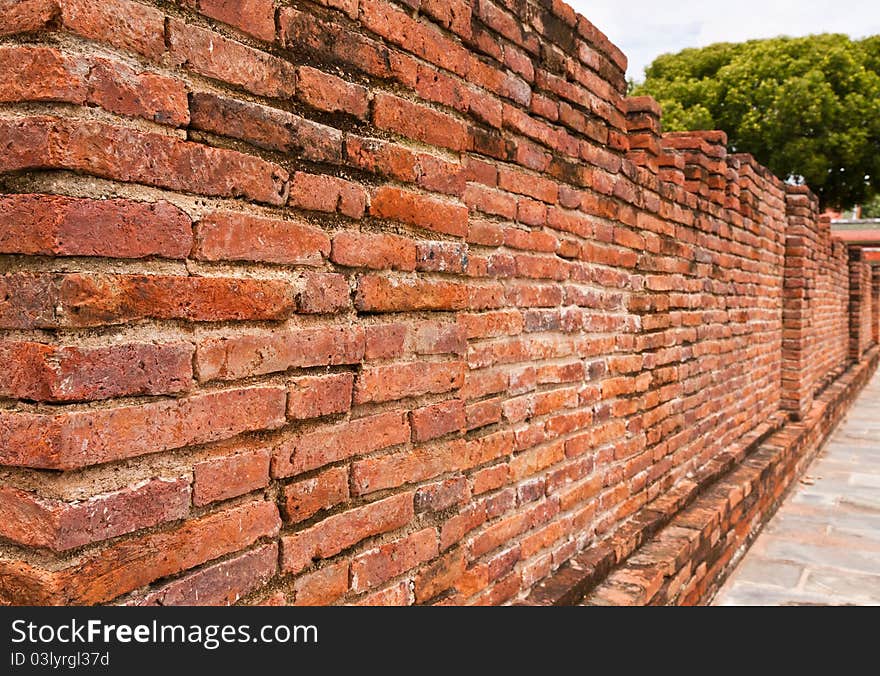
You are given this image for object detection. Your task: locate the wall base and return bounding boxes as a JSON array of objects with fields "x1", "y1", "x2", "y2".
[{"x1": 522, "y1": 347, "x2": 880, "y2": 605}]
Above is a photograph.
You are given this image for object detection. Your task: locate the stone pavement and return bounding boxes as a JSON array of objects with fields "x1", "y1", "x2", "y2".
[{"x1": 714, "y1": 370, "x2": 880, "y2": 605}]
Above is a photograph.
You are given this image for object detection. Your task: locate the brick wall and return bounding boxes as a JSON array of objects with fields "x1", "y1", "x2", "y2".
[{"x1": 0, "y1": 0, "x2": 874, "y2": 606}]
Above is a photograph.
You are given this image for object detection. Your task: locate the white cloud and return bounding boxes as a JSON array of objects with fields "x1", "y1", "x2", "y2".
[{"x1": 566, "y1": 1, "x2": 880, "y2": 79}]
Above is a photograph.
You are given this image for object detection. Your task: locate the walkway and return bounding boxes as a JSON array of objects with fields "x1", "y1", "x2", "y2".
[{"x1": 714, "y1": 370, "x2": 880, "y2": 605}]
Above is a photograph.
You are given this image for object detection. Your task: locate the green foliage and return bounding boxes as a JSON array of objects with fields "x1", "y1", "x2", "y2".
[
  {"x1": 863, "y1": 195, "x2": 880, "y2": 218},
  {"x1": 634, "y1": 35, "x2": 880, "y2": 209}
]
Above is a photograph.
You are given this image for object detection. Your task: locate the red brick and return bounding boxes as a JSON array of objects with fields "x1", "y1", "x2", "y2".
[
  {"x1": 373, "y1": 92, "x2": 469, "y2": 152},
  {"x1": 411, "y1": 400, "x2": 466, "y2": 442},
  {"x1": 371, "y1": 186, "x2": 468, "y2": 237},
  {"x1": 294, "y1": 560, "x2": 350, "y2": 606},
  {"x1": 417, "y1": 153, "x2": 467, "y2": 196},
  {"x1": 189, "y1": 92, "x2": 342, "y2": 164},
  {"x1": 498, "y1": 168, "x2": 559, "y2": 204},
  {"x1": 0, "y1": 195, "x2": 191, "y2": 259},
  {"x1": 411, "y1": 321, "x2": 467, "y2": 355},
  {"x1": 416, "y1": 241, "x2": 468, "y2": 273},
  {"x1": 282, "y1": 466, "x2": 350, "y2": 524},
  {"x1": 62, "y1": 500, "x2": 280, "y2": 604},
  {"x1": 297, "y1": 66, "x2": 369, "y2": 119},
  {"x1": 471, "y1": 464, "x2": 510, "y2": 495},
  {"x1": 287, "y1": 373, "x2": 354, "y2": 420},
  {"x1": 197, "y1": 0, "x2": 276, "y2": 41},
  {"x1": 331, "y1": 232, "x2": 417, "y2": 271},
  {"x1": 415, "y1": 477, "x2": 470, "y2": 513},
  {"x1": 296, "y1": 272, "x2": 351, "y2": 314},
  {"x1": 0, "y1": 386, "x2": 287, "y2": 470},
  {"x1": 272, "y1": 411, "x2": 410, "y2": 477},
  {"x1": 360, "y1": 0, "x2": 471, "y2": 77},
  {"x1": 355, "y1": 275, "x2": 468, "y2": 312},
  {"x1": 355, "y1": 361, "x2": 465, "y2": 404},
  {"x1": 280, "y1": 493, "x2": 413, "y2": 574},
  {"x1": 290, "y1": 172, "x2": 367, "y2": 218},
  {"x1": 0, "y1": 45, "x2": 88, "y2": 104},
  {"x1": 86, "y1": 58, "x2": 189, "y2": 126},
  {"x1": 345, "y1": 135, "x2": 418, "y2": 181},
  {"x1": 0, "y1": 116, "x2": 289, "y2": 205},
  {"x1": 364, "y1": 323, "x2": 407, "y2": 360},
  {"x1": 354, "y1": 580, "x2": 412, "y2": 606},
  {"x1": 193, "y1": 446, "x2": 271, "y2": 506},
  {"x1": 279, "y1": 6, "x2": 402, "y2": 81},
  {"x1": 352, "y1": 442, "x2": 456, "y2": 496},
  {"x1": 312, "y1": 0, "x2": 358, "y2": 19},
  {"x1": 414, "y1": 548, "x2": 466, "y2": 602},
  {"x1": 61, "y1": 0, "x2": 166, "y2": 59},
  {"x1": 195, "y1": 211, "x2": 329, "y2": 266},
  {"x1": 0, "y1": 478, "x2": 191, "y2": 551},
  {"x1": 351, "y1": 528, "x2": 438, "y2": 592},
  {"x1": 466, "y1": 398, "x2": 503, "y2": 430},
  {"x1": 0, "y1": 272, "x2": 294, "y2": 329},
  {"x1": 0, "y1": 0, "x2": 58, "y2": 35},
  {"x1": 464, "y1": 184, "x2": 518, "y2": 219},
  {"x1": 196, "y1": 326, "x2": 364, "y2": 381},
  {"x1": 135, "y1": 543, "x2": 277, "y2": 606},
  {"x1": 168, "y1": 19, "x2": 296, "y2": 99},
  {"x1": 0, "y1": 340, "x2": 193, "y2": 402}
]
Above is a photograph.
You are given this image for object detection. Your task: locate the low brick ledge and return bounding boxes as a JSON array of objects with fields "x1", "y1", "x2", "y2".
[{"x1": 520, "y1": 347, "x2": 880, "y2": 606}]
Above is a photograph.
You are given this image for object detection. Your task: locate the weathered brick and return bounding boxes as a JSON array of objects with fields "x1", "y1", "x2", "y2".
[
  {"x1": 272, "y1": 411, "x2": 411, "y2": 477},
  {"x1": 0, "y1": 272, "x2": 294, "y2": 329},
  {"x1": 189, "y1": 92, "x2": 342, "y2": 164},
  {"x1": 0, "y1": 478, "x2": 191, "y2": 551},
  {"x1": 168, "y1": 19, "x2": 296, "y2": 99},
  {"x1": 195, "y1": 211, "x2": 330, "y2": 265},
  {"x1": 371, "y1": 186, "x2": 468, "y2": 237},
  {"x1": 135, "y1": 543, "x2": 278, "y2": 606},
  {"x1": 290, "y1": 173, "x2": 367, "y2": 218},
  {"x1": 296, "y1": 272, "x2": 351, "y2": 314},
  {"x1": 288, "y1": 373, "x2": 354, "y2": 420},
  {"x1": 193, "y1": 446, "x2": 272, "y2": 506},
  {"x1": 364, "y1": 323, "x2": 407, "y2": 360},
  {"x1": 196, "y1": 0, "x2": 276, "y2": 41},
  {"x1": 0, "y1": 387, "x2": 287, "y2": 470},
  {"x1": 86, "y1": 58, "x2": 189, "y2": 126},
  {"x1": 354, "y1": 579, "x2": 412, "y2": 606},
  {"x1": 351, "y1": 528, "x2": 438, "y2": 592},
  {"x1": 355, "y1": 276, "x2": 468, "y2": 312},
  {"x1": 0, "y1": 0, "x2": 58, "y2": 36},
  {"x1": 414, "y1": 548, "x2": 466, "y2": 602},
  {"x1": 280, "y1": 493, "x2": 413, "y2": 574},
  {"x1": 282, "y1": 466, "x2": 350, "y2": 524},
  {"x1": 293, "y1": 560, "x2": 350, "y2": 606},
  {"x1": 332, "y1": 232, "x2": 417, "y2": 271},
  {"x1": 0, "y1": 195, "x2": 191, "y2": 259},
  {"x1": 373, "y1": 92, "x2": 469, "y2": 152},
  {"x1": 62, "y1": 500, "x2": 280, "y2": 604},
  {"x1": 196, "y1": 326, "x2": 364, "y2": 381},
  {"x1": 0, "y1": 340, "x2": 193, "y2": 402},
  {"x1": 355, "y1": 361, "x2": 465, "y2": 404},
  {"x1": 61, "y1": 0, "x2": 166, "y2": 59},
  {"x1": 297, "y1": 66, "x2": 369, "y2": 119},
  {"x1": 0, "y1": 116, "x2": 289, "y2": 205},
  {"x1": 411, "y1": 399, "x2": 466, "y2": 441}
]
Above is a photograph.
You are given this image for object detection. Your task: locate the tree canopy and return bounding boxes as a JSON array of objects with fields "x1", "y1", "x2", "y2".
[{"x1": 634, "y1": 34, "x2": 880, "y2": 209}]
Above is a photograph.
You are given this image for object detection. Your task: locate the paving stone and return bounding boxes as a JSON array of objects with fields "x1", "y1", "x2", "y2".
[{"x1": 715, "y1": 370, "x2": 880, "y2": 606}]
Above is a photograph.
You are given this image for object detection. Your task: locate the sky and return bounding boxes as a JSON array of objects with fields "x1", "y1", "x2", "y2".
[{"x1": 566, "y1": 1, "x2": 880, "y2": 80}]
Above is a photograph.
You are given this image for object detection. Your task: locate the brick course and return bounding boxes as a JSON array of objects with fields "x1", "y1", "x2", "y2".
[{"x1": 0, "y1": 0, "x2": 875, "y2": 606}]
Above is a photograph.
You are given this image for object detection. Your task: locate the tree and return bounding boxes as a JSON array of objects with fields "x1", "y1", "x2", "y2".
[
  {"x1": 863, "y1": 195, "x2": 880, "y2": 218},
  {"x1": 634, "y1": 35, "x2": 880, "y2": 209}
]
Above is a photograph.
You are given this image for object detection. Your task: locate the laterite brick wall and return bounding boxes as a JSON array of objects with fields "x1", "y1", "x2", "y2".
[{"x1": 0, "y1": 0, "x2": 874, "y2": 606}]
